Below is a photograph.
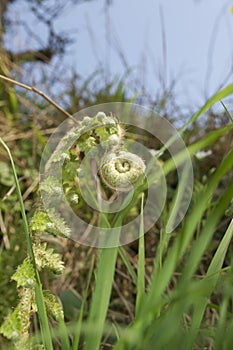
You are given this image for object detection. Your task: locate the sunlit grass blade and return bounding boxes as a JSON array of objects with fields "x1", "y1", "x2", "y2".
[
  {"x1": 179, "y1": 83, "x2": 233, "y2": 133},
  {"x1": 0, "y1": 137, "x2": 53, "y2": 350},
  {"x1": 163, "y1": 123, "x2": 233, "y2": 176},
  {"x1": 149, "y1": 84, "x2": 233, "y2": 164}
]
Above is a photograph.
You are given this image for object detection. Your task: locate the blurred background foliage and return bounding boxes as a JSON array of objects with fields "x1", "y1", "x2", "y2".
[{"x1": 0, "y1": 1, "x2": 233, "y2": 348}]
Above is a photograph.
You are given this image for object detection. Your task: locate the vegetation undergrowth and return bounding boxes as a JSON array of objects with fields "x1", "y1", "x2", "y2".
[{"x1": 0, "y1": 72, "x2": 233, "y2": 350}]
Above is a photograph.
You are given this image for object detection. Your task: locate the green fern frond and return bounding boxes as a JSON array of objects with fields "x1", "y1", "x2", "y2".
[
  {"x1": 12, "y1": 258, "x2": 36, "y2": 288},
  {"x1": 30, "y1": 210, "x2": 71, "y2": 237},
  {"x1": 46, "y1": 209, "x2": 71, "y2": 237},
  {"x1": 30, "y1": 211, "x2": 51, "y2": 232},
  {"x1": 0, "y1": 241, "x2": 64, "y2": 348},
  {"x1": 34, "y1": 243, "x2": 64, "y2": 274},
  {"x1": 43, "y1": 290, "x2": 64, "y2": 321},
  {"x1": 95, "y1": 126, "x2": 113, "y2": 141},
  {"x1": 62, "y1": 160, "x2": 79, "y2": 183},
  {"x1": 31, "y1": 345, "x2": 45, "y2": 350},
  {"x1": 0, "y1": 288, "x2": 35, "y2": 346},
  {"x1": 51, "y1": 149, "x2": 70, "y2": 163},
  {"x1": 17, "y1": 288, "x2": 36, "y2": 333},
  {"x1": 39, "y1": 176, "x2": 63, "y2": 196},
  {"x1": 78, "y1": 135, "x2": 96, "y2": 153},
  {"x1": 0, "y1": 305, "x2": 23, "y2": 340}
]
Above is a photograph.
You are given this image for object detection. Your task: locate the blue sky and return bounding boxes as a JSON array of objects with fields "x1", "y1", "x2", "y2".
[{"x1": 8, "y1": 0, "x2": 233, "y2": 111}]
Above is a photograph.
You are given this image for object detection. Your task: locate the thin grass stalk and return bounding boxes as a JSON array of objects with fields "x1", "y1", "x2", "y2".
[
  {"x1": 135, "y1": 194, "x2": 145, "y2": 318},
  {"x1": 118, "y1": 247, "x2": 137, "y2": 285},
  {"x1": 72, "y1": 256, "x2": 95, "y2": 350},
  {"x1": 220, "y1": 101, "x2": 233, "y2": 123},
  {"x1": 0, "y1": 137, "x2": 53, "y2": 350}
]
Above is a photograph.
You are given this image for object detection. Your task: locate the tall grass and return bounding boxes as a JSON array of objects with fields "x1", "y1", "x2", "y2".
[
  {"x1": 84, "y1": 90, "x2": 233, "y2": 350},
  {"x1": 80, "y1": 87, "x2": 233, "y2": 350}
]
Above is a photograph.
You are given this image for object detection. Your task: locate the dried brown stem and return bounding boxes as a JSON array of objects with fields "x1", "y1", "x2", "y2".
[{"x1": 0, "y1": 74, "x2": 79, "y2": 125}]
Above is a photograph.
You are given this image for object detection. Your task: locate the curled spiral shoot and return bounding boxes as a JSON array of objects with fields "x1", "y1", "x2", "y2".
[
  {"x1": 81, "y1": 112, "x2": 146, "y2": 192},
  {"x1": 99, "y1": 150, "x2": 145, "y2": 192}
]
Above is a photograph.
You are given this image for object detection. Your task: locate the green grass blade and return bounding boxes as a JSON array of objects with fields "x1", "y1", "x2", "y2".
[
  {"x1": 220, "y1": 100, "x2": 233, "y2": 123},
  {"x1": 146, "y1": 124, "x2": 233, "y2": 199},
  {"x1": 218, "y1": 260, "x2": 233, "y2": 349},
  {"x1": 83, "y1": 245, "x2": 119, "y2": 350},
  {"x1": 8, "y1": 87, "x2": 18, "y2": 113},
  {"x1": 165, "y1": 160, "x2": 191, "y2": 233},
  {"x1": 72, "y1": 256, "x2": 95, "y2": 350},
  {"x1": 0, "y1": 137, "x2": 53, "y2": 350},
  {"x1": 181, "y1": 182, "x2": 233, "y2": 281},
  {"x1": 135, "y1": 194, "x2": 145, "y2": 318},
  {"x1": 147, "y1": 84, "x2": 233, "y2": 165},
  {"x1": 163, "y1": 124, "x2": 233, "y2": 176},
  {"x1": 179, "y1": 83, "x2": 233, "y2": 134},
  {"x1": 58, "y1": 315, "x2": 70, "y2": 350},
  {"x1": 207, "y1": 220, "x2": 233, "y2": 277},
  {"x1": 187, "y1": 219, "x2": 233, "y2": 348},
  {"x1": 118, "y1": 247, "x2": 137, "y2": 286},
  {"x1": 214, "y1": 297, "x2": 229, "y2": 350},
  {"x1": 145, "y1": 146, "x2": 233, "y2": 311},
  {"x1": 0, "y1": 138, "x2": 36, "y2": 272},
  {"x1": 83, "y1": 213, "x2": 123, "y2": 350},
  {"x1": 83, "y1": 168, "x2": 147, "y2": 349}
]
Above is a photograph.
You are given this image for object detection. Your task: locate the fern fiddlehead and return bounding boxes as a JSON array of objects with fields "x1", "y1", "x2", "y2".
[
  {"x1": 74, "y1": 111, "x2": 145, "y2": 193},
  {"x1": 46, "y1": 111, "x2": 146, "y2": 200},
  {"x1": 99, "y1": 150, "x2": 145, "y2": 192}
]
